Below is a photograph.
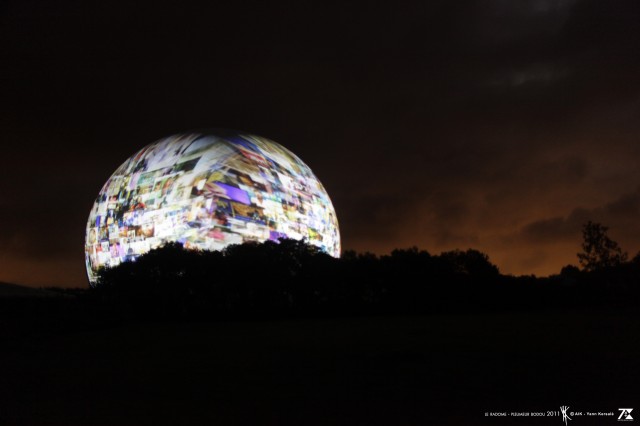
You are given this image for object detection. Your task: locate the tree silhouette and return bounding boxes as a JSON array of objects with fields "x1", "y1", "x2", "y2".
[
  {"x1": 577, "y1": 221, "x2": 628, "y2": 271},
  {"x1": 439, "y1": 249, "x2": 500, "y2": 279}
]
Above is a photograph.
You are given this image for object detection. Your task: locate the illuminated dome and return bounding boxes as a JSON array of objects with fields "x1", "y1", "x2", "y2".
[{"x1": 85, "y1": 131, "x2": 340, "y2": 284}]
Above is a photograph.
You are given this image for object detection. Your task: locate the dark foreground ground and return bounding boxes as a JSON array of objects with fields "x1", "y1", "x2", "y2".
[{"x1": 1, "y1": 309, "x2": 639, "y2": 426}]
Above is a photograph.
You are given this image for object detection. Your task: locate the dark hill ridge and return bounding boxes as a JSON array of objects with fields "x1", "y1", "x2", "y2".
[{"x1": 0, "y1": 281, "x2": 59, "y2": 298}]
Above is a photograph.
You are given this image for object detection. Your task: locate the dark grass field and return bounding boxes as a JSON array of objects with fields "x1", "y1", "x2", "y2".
[{"x1": 1, "y1": 309, "x2": 639, "y2": 425}]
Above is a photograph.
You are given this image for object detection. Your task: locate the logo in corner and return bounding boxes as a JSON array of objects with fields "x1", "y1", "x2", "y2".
[
  {"x1": 561, "y1": 406, "x2": 572, "y2": 425},
  {"x1": 619, "y1": 408, "x2": 634, "y2": 421}
]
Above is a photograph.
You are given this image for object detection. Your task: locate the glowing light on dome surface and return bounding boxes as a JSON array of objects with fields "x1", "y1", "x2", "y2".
[{"x1": 85, "y1": 131, "x2": 340, "y2": 284}]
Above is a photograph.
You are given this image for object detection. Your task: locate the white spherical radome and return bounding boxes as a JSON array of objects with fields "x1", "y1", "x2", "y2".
[{"x1": 85, "y1": 131, "x2": 340, "y2": 285}]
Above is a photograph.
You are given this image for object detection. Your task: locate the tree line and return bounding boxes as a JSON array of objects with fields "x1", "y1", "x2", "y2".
[{"x1": 90, "y1": 221, "x2": 640, "y2": 320}]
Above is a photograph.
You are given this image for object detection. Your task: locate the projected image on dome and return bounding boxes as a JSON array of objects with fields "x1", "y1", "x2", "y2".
[{"x1": 85, "y1": 132, "x2": 340, "y2": 284}]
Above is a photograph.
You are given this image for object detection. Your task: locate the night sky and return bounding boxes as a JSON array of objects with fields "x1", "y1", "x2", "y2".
[{"x1": 2, "y1": 0, "x2": 639, "y2": 288}]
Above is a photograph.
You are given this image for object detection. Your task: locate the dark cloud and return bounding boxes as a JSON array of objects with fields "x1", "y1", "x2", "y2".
[
  {"x1": 337, "y1": 193, "x2": 417, "y2": 242},
  {"x1": 604, "y1": 189, "x2": 640, "y2": 218},
  {"x1": 0, "y1": 197, "x2": 88, "y2": 260},
  {"x1": 519, "y1": 208, "x2": 590, "y2": 244},
  {"x1": 510, "y1": 188, "x2": 640, "y2": 273}
]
